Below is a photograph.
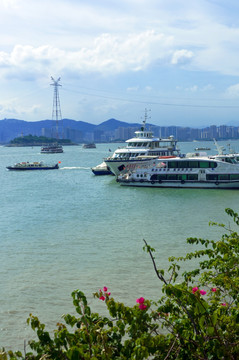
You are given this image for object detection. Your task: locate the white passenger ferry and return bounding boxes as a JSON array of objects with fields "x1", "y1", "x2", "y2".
[
  {"x1": 104, "y1": 110, "x2": 180, "y2": 176},
  {"x1": 116, "y1": 154, "x2": 239, "y2": 189},
  {"x1": 41, "y1": 144, "x2": 63, "y2": 154}
]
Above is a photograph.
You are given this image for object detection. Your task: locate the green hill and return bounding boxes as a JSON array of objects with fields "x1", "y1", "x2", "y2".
[{"x1": 9, "y1": 134, "x2": 74, "y2": 146}]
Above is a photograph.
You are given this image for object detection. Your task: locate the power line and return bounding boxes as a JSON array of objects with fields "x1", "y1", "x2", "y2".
[{"x1": 62, "y1": 86, "x2": 239, "y2": 109}]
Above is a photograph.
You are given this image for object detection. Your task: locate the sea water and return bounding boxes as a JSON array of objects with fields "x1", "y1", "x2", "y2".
[{"x1": 1, "y1": 140, "x2": 239, "y2": 352}]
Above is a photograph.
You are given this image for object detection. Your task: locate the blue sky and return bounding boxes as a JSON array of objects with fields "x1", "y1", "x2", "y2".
[{"x1": 1, "y1": 0, "x2": 239, "y2": 127}]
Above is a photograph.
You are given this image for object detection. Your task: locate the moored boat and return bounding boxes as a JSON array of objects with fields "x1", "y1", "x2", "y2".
[
  {"x1": 6, "y1": 161, "x2": 59, "y2": 170},
  {"x1": 116, "y1": 154, "x2": 239, "y2": 189},
  {"x1": 104, "y1": 109, "x2": 180, "y2": 176}
]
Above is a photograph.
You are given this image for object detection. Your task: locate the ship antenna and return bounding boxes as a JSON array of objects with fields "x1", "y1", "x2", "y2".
[
  {"x1": 141, "y1": 108, "x2": 151, "y2": 131},
  {"x1": 50, "y1": 76, "x2": 62, "y2": 139}
]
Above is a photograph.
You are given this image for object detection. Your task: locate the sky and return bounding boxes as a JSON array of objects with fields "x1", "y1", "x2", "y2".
[{"x1": 1, "y1": 0, "x2": 239, "y2": 127}]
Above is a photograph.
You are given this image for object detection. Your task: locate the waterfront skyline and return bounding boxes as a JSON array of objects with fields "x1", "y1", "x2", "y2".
[{"x1": 1, "y1": 0, "x2": 239, "y2": 127}]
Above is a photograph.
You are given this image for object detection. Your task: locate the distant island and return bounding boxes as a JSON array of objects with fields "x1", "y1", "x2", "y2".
[{"x1": 6, "y1": 134, "x2": 75, "y2": 147}]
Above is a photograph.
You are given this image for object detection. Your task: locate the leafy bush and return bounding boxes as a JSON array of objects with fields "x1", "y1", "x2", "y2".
[{"x1": 3, "y1": 208, "x2": 239, "y2": 359}]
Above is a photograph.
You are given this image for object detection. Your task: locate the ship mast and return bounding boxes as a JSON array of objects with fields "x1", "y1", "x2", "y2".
[
  {"x1": 141, "y1": 108, "x2": 151, "y2": 131},
  {"x1": 50, "y1": 77, "x2": 62, "y2": 139}
]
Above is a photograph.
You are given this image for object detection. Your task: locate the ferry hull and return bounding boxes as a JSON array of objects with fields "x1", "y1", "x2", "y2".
[
  {"x1": 105, "y1": 158, "x2": 156, "y2": 176},
  {"x1": 7, "y1": 164, "x2": 59, "y2": 171},
  {"x1": 91, "y1": 161, "x2": 113, "y2": 176},
  {"x1": 118, "y1": 180, "x2": 239, "y2": 189},
  {"x1": 92, "y1": 169, "x2": 112, "y2": 175}
]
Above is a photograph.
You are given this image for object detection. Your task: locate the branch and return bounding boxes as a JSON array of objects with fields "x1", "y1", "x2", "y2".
[{"x1": 143, "y1": 239, "x2": 168, "y2": 285}]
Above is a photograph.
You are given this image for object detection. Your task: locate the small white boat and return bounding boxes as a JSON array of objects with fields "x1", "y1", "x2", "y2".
[
  {"x1": 116, "y1": 154, "x2": 239, "y2": 189},
  {"x1": 91, "y1": 161, "x2": 113, "y2": 175},
  {"x1": 7, "y1": 161, "x2": 59, "y2": 171}
]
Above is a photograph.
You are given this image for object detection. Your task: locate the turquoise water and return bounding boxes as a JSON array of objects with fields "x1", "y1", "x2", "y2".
[{"x1": 1, "y1": 141, "x2": 239, "y2": 352}]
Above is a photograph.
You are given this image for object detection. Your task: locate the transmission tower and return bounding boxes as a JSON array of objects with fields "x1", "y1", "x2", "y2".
[{"x1": 50, "y1": 76, "x2": 62, "y2": 139}]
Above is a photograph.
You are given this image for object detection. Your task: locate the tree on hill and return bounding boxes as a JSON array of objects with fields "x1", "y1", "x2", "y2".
[
  {"x1": 10, "y1": 135, "x2": 73, "y2": 145},
  {"x1": 2, "y1": 208, "x2": 239, "y2": 359}
]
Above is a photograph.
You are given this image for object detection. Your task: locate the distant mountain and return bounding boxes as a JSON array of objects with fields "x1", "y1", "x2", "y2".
[
  {"x1": 0, "y1": 118, "x2": 142, "y2": 143},
  {"x1": 95, "y1": 118, "x2": 139, "y2": 131}
]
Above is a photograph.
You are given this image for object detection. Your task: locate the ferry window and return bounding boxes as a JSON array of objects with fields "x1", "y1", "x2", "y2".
[
  {"x1": 199, "y1": 161, "x2": 210, "y2": 168},
  {"x1": 178, "y1": 174, "x2": 187, "y2": 180},
  {"x1": 187, "y1": 174, "x2": 198, "y2": 180},
  {"x1": 218, "y1": 174, "x2": 229, "y2": 180},
  {"x1": 225, "y1": 158, "x2": 236, "y2": 164},
  {"x1": 189, "y1": 161, "x2": 199, "y2": 168},
  {"x1": 179, "y1": 161, "x2": 190, "y2": 168},
  {"x1": 210, "y1": 162, "x2": 217, "y2": 168},
  {"x1": 206, "y1": 174, "x2": 218, "y2": 180},
  {"x1": 168, "y1": 161, "x2": 178, "y2": 168},
  {"x1": 230, "y1": 174, "x2": 239, "y2": 180},
  {"x1": 157, "y1": 174, "x2": 167, "y2": 180},
  {"x1": 167, "y1": 174, "x2": 177, "y2": 180},
  {"x1": 150, "y1": 174, "x2": 157, "y2": 181}
]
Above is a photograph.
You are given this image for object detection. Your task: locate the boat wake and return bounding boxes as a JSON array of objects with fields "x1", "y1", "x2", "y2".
[{"x1": 60, "y1": 166, "x2": 91, "y2": 170}]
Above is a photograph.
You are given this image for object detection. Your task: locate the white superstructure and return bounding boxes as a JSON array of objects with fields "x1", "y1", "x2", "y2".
[{"x1": 105, "y1": 110, "x2": 180, "y2": 176}]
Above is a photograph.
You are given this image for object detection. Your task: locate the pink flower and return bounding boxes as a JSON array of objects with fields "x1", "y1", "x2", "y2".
[
  {"x1": 221, "y1": 303, "x2": 227, "y2": 306},
  {"x1": 103, "y1": 286, "x2": 108, "y2": 292},
  {"x1": 99, "y1": 295, "x2": 105, "y2": 301},
  {"x1": 139, "y1": 304, "x2": 147, "y2": 310},
  {"x1": 192, "y1": 287, "x2": 199, "y2": 294},
  {"x1": 136, "y1": 297, "x2": 145, "y2": 304},
  {"x1": 107, "y1": 292, "x2": 111, "y2": 296},
  {"x1": 200, "y1": 290, "x2": 207, "y2": 296},
  {"x1": 211, "y1": 288, "x2": 217, "y2": 292}
]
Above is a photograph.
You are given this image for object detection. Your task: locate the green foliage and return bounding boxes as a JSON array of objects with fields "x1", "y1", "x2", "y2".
[
  {"x1": 6, "y1": 208, "x2": 239, "y2": 359},
  {"x1": 10, "y1": 134, "x2": 72, "y2": 145}
]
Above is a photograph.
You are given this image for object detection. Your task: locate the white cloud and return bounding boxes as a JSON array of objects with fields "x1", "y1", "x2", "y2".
[
  {"x1": 1, "y1": 0, "x2": 20, "y2": 9},
  {"x1": 0, "y1": 97, "x2": 40, "y2": 117},
  {"x1": 225, "y1": 83, "x2": 239, "y2": 98},
  {"x1": 1, "y1": 1, "x2": 239, "y2": 77},
  {"x1": 0, "y1": 31, "x2": 175, "y2": 80},
  {"x1": 176, "y1": 84, "x2": 214, "y2": 93},
  {"x1": 187, "y1": 85, "x2": 198, "y2": 92},
  {"x1": 171, "y1": 49, "x2": 194, "y2": 65},
  {"x1": 127, "y1": 86, "x2": 139, "y2": 92}
]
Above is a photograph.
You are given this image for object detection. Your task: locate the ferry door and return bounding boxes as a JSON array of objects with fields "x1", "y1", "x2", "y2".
[{"x1": 198, "y1": 170, "x2": 206, "y2": 181}]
